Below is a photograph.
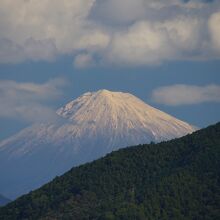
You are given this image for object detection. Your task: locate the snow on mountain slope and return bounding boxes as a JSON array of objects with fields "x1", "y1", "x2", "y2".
[{"x1": 0, "y1": 90, "x2": 196, "y2": 199}]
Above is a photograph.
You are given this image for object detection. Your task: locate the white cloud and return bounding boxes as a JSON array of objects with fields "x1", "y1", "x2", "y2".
[
  {"x1": 0, "y1": 0, "x2": 220, "y2": 66},
  {"x1": 0, "y1": 78, "x2": 67, "y2": 122},
  {"x1": 108, "y1": 21, "x2": 169, "y2": 65},
  {"x1": 76, "y1": 31, "x2": 110, "y2": 51},
  {"x1": 107, "y1": 16, "x2": 202, "y2": 65},
  {"x1": 151, "y1": 84, "x2": 220, "y2": 105},
  {"x1": 74, "y1": 53, "x2": 95, "y2": 69},
  {"x1": 209, "y1": 12, "x2": 220, "y2": 52},
  {"x1": 0, "y1": 0, "x2": 100, "y2": 61}
]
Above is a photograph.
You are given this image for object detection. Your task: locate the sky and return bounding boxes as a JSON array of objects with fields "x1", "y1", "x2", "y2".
[{"x1": 0, "y1": 0, "x2": 220, "y2": 141}]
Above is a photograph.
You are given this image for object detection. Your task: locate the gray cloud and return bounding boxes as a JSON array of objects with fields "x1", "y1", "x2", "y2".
[
  {"x1": 0, "y1": 0, "x2": 220, "y2": 66},
  {"x1": 151, "y1": 84, "x2": 220, "y2": 105},
  {"x1": 0, "y1": 78, "x2": 67, "y2": 122},
  {"x1": 0, "y1": 38, "x2": 57, "y2": 64}
]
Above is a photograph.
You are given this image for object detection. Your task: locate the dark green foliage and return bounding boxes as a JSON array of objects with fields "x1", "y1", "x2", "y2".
[{"x1": 0, "y1": 122, "x2": 220, "y2": 220}]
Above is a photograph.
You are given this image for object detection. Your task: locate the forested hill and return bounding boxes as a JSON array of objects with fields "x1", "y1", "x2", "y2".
[{"x1": 0, "y1": 122, "x2": 220, "y2": 220}]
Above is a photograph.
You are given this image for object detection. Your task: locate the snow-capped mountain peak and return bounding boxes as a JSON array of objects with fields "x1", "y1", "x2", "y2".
[
  {"x1": 0, "y1": 90, "x2": 196, "y2": 199},
  {"x1": 56, "y1": 89, "x2": 195, "y2": 142}
]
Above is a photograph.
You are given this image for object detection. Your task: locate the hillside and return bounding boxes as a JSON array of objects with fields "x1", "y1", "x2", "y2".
[{"x1": 0, "y1": 122, "x2": 219, "y2": 220}]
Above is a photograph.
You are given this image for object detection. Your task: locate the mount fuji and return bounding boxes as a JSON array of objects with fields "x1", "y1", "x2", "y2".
[{"x1": 0, "y1": 90, "x2": 196, "y2": 199}]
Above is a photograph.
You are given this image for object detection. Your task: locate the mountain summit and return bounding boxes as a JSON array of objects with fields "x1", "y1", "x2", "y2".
[
  {"x1": 0, "y1": 90, "x2": 195, "y2": 199},
  {"x1": 57, "y1": 89, "x2": 195, "y2": 145}
]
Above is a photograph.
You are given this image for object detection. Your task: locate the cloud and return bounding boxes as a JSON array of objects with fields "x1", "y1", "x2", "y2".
[
  {"x1": 0, "y1": 0, "x2": 99, "y2": 61},
  {"x1": 108, "y1": 21, "x2": 172, "y2": 65},
  {"x1": 74, "y1": 53, "x2": 95, "y2": 69},
  {"x1": 0, "y1": 78, "x2": 67, "y2": 122},
  {"x1": 76, "y1": 31, "x2": 110, "y2": 51},
  {"x1": 0, "y1": 38, "x2": 57, "y2": 63},
  {"x1": 209, "y1": 12, "x2": 220, "y2": 52},
  {"x1": 90, "y1": 0, "x2": 147, "y2": 25},
  {"x1": 0, "y1": 0, "x2": 220, "y2": 66},
  {"x1": 151, "y1": 84, "x2": 220, "y2": 105},
  {"x1": 107, "y1": 16, "x2": 202, "y2": 65}
]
